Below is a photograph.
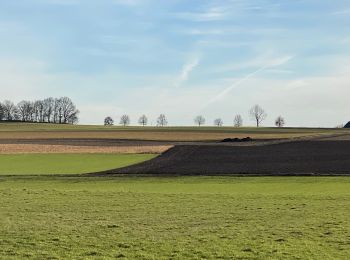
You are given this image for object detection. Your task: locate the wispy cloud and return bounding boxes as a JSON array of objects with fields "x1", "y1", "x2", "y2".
[
  {"x1": 183, "y1": 28, "x2": 226, "y2": 35},
  {"x1": 39, "y1": 0, "x2": 80, "y2": 5},
  {"x1": 264, "y1": 69, "x2": 294, "y2": 74},
  {"x1": 174, "y1": 6, "x2": 228, "y2": 22},
  {"x1": 340, "y1": 36, "x2": 350, "y2": 44},
  {"x1": 180, "y1": 58, "x2": 199, "y2": 82},
  {"x1": 181, "y1": 27, "x2": 284, "y2": 36},
  {"x1": 332, "y1": 9, "x2": 350, "y2": 15},
  {"x1": 174, "y1": 57, "x2": 200, "y2": 87},
  {"x1": 38, "y1": 0, "x2": 143, "y2": 6},
  {"x1": 1, "y1": 0, "x2": 349, "y2": 127},
  {"x1": 112, "y1": 0, "x2": 143, "y2": 6}
]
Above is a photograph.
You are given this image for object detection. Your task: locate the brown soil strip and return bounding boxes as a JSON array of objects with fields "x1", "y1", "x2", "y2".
[{"x1": 0, "y1": 144, "x2": 171, "y2": 154}]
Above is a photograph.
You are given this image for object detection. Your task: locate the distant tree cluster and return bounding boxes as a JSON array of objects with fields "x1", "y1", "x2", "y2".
[
  {"x1": 0, "y1": 97, "x2": 79, "y2": 124},
  {"x1": 104, "y1": 114, "x2": 168, "y2": 127}
]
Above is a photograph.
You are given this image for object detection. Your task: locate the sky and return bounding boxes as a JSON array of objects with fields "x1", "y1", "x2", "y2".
[{"x1": 0, "y1": 0, "x2": 350, "y2": 127}]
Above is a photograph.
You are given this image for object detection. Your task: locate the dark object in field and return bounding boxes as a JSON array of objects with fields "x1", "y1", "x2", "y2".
[
  {"x1": 221, "y1": 137, "x2": 252, "y2": 142},
  {"x1": 344, "y1": 122, "x2": 350, "y2": 128},
  {"x1": 105, "y1": 140, "x2": 350, "y2": 176}
]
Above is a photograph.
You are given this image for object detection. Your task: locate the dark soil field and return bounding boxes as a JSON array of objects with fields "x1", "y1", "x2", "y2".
[{"x1": 107, "y1": 140, "x2": 350, "y2": 175}]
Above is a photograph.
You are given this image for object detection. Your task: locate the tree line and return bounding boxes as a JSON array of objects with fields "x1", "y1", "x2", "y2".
[
  {"x1": 0, "y1": 97, "x2": 79, "y2": 124},
  {"x1": 105, "y1": 105, "x2": 286, "y2": 127},
  {"x1": 104, "y1": 114, "x2": 168, "y2": 127}
]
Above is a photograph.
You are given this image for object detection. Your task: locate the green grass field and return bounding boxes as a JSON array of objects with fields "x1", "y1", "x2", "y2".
[
  {"x1": 0, "y1": 176, "x2": 349, "y2": 259},
  {"x1": 0, "y1": 154, "x2": 156, "y2": 175}
]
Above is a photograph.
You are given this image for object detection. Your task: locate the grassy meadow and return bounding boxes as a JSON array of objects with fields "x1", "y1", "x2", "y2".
[
  {"x1": 0, "y1": 154, "x2": 156, "y2": 175},
  {"x1": 1, "y1": 123, "x2": 349, "y2": 259},
  {"x1": 0, "y1": 176, "x2": 349, "y2": 259}
]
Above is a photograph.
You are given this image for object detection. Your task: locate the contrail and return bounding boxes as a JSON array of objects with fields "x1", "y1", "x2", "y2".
[
  {"x1": 205, "y1": 64, "x2": 269, "y2": 106},
  {"x1": 203, "y1": 55, "x2": 294, "y2": 108}
]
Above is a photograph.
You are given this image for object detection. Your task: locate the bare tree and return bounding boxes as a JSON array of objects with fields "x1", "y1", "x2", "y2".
[
  {"x1": 157, "y1": 114, "x2": 167, "y2": 127},
  {"x1": 17, "y1": 101, "x2": 26, "y2": 121},
  {"x1": 0, "y1": 102, "x2": 4, "y2": 121},
  {"x1": 2, "y1": 100, "x2": 18, "y2": 121},
  {"x1": 17, "y1": 101, "x2": 33, "y2": 122},
  {"x1": 53, "y1": 98, "x2": 61, "y2": 123},
  {"x1": 194, "y1": 115, "x2": 205, "y2": 126},
  {"x1": 58, "y1": 97, "x2": 79, "y2": 124},
  {"x1": 120, "y1": 114, "x2": 130, "y2": 126},
  {"x1": 233, "y1": 114, "x2": 243, "y2": 127},
  {"x1": 138, "y1": 115, "x2": 148, "y2": 126},
  {"x1": 249, "y1": 105, "x2": 267, "y2": 127},
  {"x1": 275, "y1": 116, "x2": 285, "y2": 127},
  {"x1": 104, "y1": 116, "x2": 114, "y2": 126},
  {"x1": 214, "y1": 118, "x2": 223, "y2": 126},
  {"x1": 32, "y1": 100, "x2": 42, "y2": 122},
  {"x1": 43, "y1": 97, "x2": 55, "y2": 123},
  {"x1": 31, "y1": 100, "x2": 46, "y2": 122}
]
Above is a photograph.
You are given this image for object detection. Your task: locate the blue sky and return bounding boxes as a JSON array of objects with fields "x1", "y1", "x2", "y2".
[{"x1": 1, "y1": 0, "x2": 350, "y2": 126}]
